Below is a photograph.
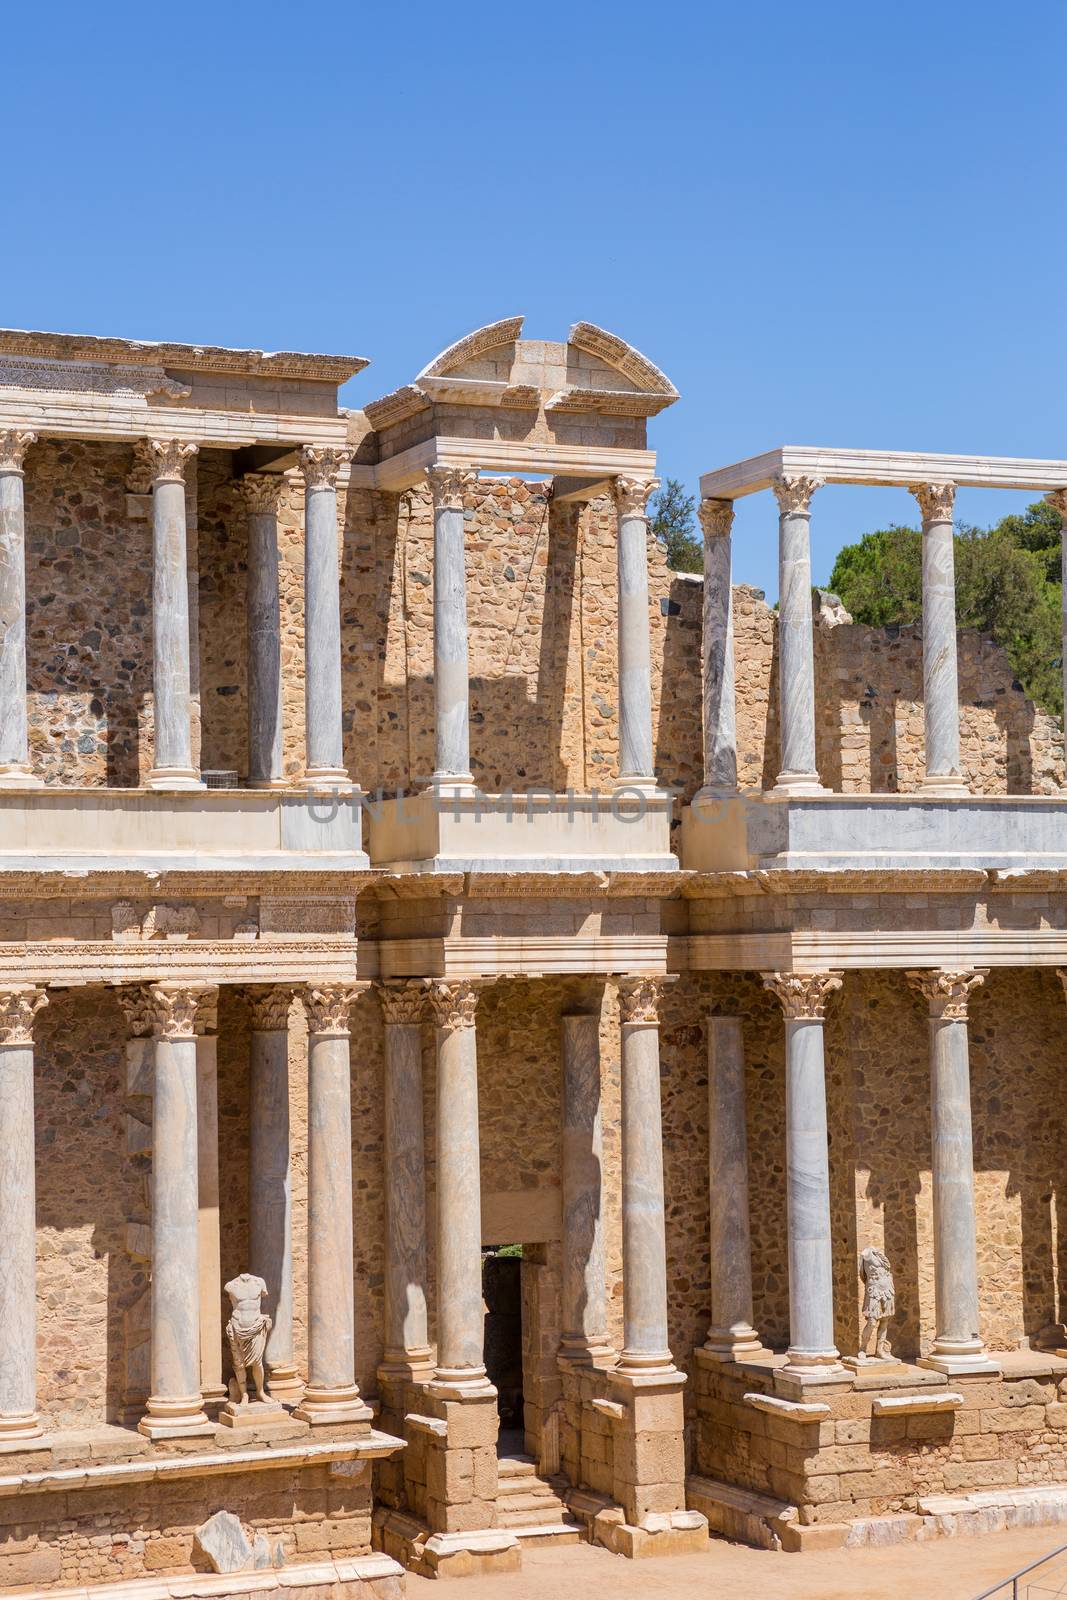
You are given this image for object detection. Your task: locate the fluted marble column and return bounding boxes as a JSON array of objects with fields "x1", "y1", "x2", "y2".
[
  {"x1": 0, "y1": 987, "x2": 48, "y2": 1439},
  {"x1": 249, "y1": 987, "x2": 301, "y2": 1404},
  {"x1": 295, "y1": 985, "x2": 371, "y2": 1424},
  {"x1": 377, "y1": 982, "x2": 433, "y2": 1380},
  {"x1": 1046, "y1": 490, "x2": 1067, "y2": 744},
  {"x1": 146, "y1": 439, "x2": 201, "y2": 789},
  {"x1": 242, "y1": 475, "x2": 286, "y2": 788},
  {"x1": 429, "y1": 981, "x2": 492, "y2": 1395},
  {"x1": 300, "y1": 447, "x2": 352, "y2": 788},
  {"x1": 772, "y1": 475, "x2": 824, "y2": 795},
  {"x1": 616, "y1": 977, "x2": 675, "y2": 1377},
  {"x1": 908, "y1": 970, "x2": 996, "y2": 1374},
  {"x1": 614, "y1": 477, "x2": 659, "y2": 788},
  {"x1": 428, "y1": 466, "x2": 478, "y2": 792},
  {"x1": 194, "y1": 986, "x2": 225, "y2": 1405},
  {"x1": 560, "y1": 1008, "x2": 611, "y2": 1364},
  {"x1": 697, "y1": 498, "x2": 738, "y2": 796},
  {"x1": 140, "y1": 983, "x2": 212, "y2": 1437},
  {"x1": 0, "y1": 432, "x2": 40, "y2": 787},
  {"x1": 912, "y1": 483, "x2": 967, "y2": 796},
  {"x1": 762, "y1": 972, "x2": 844, "y2": 1378},
  {"x1": 703, "y1": 1015, "x2": 767, "y2": 1360}
]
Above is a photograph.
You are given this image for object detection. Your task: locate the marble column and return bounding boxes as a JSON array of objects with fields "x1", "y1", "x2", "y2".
[
  {"x1": 762, "y1": 972, "x2": 844, "y2": 1377},
  {"x1": 0, "y1": 432, "x2": 41, "y2": 787},
  {"x1": 0, "y1": 987, "x2": 48, "y2": 1439},
  {"x1": 146, "y1": 439, "x2": 201, "y2": 789},
  {"x1": 616, "y1": 977, "x2": 675, "y2": 1377},
  {"x1": 248, "y1": 986, "x2": 301, "y2": 1404},
  {"x1": 703, "y1": 1015, "x2": 767, "y2": 1360},
  {"x1": 772, "y1": 475, "x2": 824, "y2": 795},
  {"x1": 697, "y1": 498, "x2": 738, "y2": 796},
  {"x1": 912, "y1": 483, "x2": 968, "y2": 796},
  {"x1": 614, "y1": 477, "x2": 659, "y2": 789},
  {"x1": 1046, "y1": 489, "x2": 1067, "y2": 742},
  {"x1": 140, "y1": 983, "x2": 212, "y2": 1437},
  {"x1": 242, "y1": 474, "x2": 286, "y2": 788},
  {"x1": 300, "y1": 446, "x2": 352, "y2": 788},
  {"x1": 294, "y1": 985, "x2": 371, "y2": 1424},
  {"x1": 377, "y1": 982, "x2": 433, "y2": 1380},
  {"x1": 194, "y1": 986, "x2": 225, "y2": 1406},
  {"x1": 908, "y1": 970, "x2": 996, "y2": 1374},
  {"x1": 428, "y1": 466, "x2": 478, "y2": 792},
  {"x1": 428, "y1": 981, "x2": 492, "y2": 1394},
  {"x1": 559, "y1": 1007, "x2": 612, "y2": 1363}
]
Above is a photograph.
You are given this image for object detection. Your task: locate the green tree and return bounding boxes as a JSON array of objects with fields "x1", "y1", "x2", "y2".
[{"x1": 650, "y1": 477, "x2": 702, "y2": 573}]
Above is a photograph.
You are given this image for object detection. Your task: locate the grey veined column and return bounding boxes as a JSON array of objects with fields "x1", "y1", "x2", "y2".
[
  {"x1": 1049, "y1": 490, "x2": 1067, "y2": 767},
  {"x1": 912, "y1": 483, "x2": 968, "y2": 796},
  {"x1": 614, "y1": 477, "x2": 659, "y2": 788},
  {"x1": 194, "y1": 987, "x2": 225, "y2": 1406},
  {"x1": 295, "y1": 985, "x2": 371, "y2": 1424},
  {"x1": 703, "y1": 1016, "x2": 767, "y2": 1360},
  {"x1": 696, "y1": 498, "x2": 738, "y2": 797},
  {"x1": 300, "y1": 446, "x2": 352, "y2": 788},
  {"x1": 616, "y1": 977, "x2": 676, "y2": 1376},
  {"x1": 242, "y1": 474, "x2": 287, "y2": 788},
  {"x1": 560, "y1": 1008, "x2": 612, "y2": 1364},
  {"x1": 0, "y1": 987, "x2": 48, "y2": 1439},
  {"x1": 772, "y1": 475, "x2": 825, "y2": 795},
  {"x1": 763, "y1": 972, "x2": 844, "y2": 1379},
  {"x1": 0, "y1": 432, "x2": 41, "y2": 786},
  {"x1": 140, "y1": 984, "x2": 212, "y2": 1438},
  {"x1": 429, "y1": 981, "x2": 493, "y2": 1394},
  {"x1": 248, "y1": 987, "x2": 302, "y2": 1405},
  {"x1": 428, "y1": 465, "x2": 478, "y2": 792},
  {"x1": 146, "y1": 439, "x2": 202, "y2": 789},
  {"x1": 908, "y1": 970, "x2": 997, "y2": 1375},
  {"x1": 377, "y1": 981, "x2": 433, "y2": 1381}
]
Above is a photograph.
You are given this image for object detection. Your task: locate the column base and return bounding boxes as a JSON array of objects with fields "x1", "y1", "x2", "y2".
[
  {"x1": 614, "y1": 775, "x2": 662, "y2": 797},
  {"x1": 699, "y1": 1325, "x2": 773, "y2": 1362},
  {"x1": 615, "y1": 1347, "x2": 677, "y2": 1379},
  {"x1": 0, "y1": 766, "x2": 42, "y2": 789},
  {"x1": 247, "y1": 776, "x2": 294, "y2": 791},
  {"x1": 293, "y1": 1383, "x2": 373, "y2": 1425},
  {"x1": 426, "y1": 1366, "x2": 497, "y2": 1401},
  {"x1": 774, "y1": 1358, "x2": 852, "y2": 1397},
  {"x1": 0, "y1": 1410, "x2": 44, "y2": 1441},
  {"x1": 200, "y1": 1383, "x2": 229, "y2": 1408},
  {"x1": 265, "y1": 1364, "x2": 306, "y2": 1406},
  {"x1": 138, "y1": 1394, "x2": 213, "y2": 1439},
  {"x1": 920, "y1": 773, "x2": 971, "y2": 797},
  {"x1": 302, "y1": 768, "x2": 353, "y2": 790},
  {"x1": 917, "y1": 1344, "x2": 1001, "y2": 1377},
  {"x1": 377, "y1": 1349, "x2": 437, "y2": 1386},
  {"x1": 771, "y1": 770, "x2": 828, "y2": 796},
  {"x1": 424, "y1": 773, "x2": 477, "y2": 798},
  {"x1": 557, "y1": 1334, "x2": 617, "y2": 1369},
  {"x1": 145, "y1": 768, "x2": 205, "y2": 791}
]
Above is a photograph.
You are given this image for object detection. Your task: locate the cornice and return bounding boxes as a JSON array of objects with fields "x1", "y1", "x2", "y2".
[{"x1": 0, "y1": 329, "x2": 368, "y2": 383}]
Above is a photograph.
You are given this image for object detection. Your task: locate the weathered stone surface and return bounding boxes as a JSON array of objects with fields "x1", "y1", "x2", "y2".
[{"x1": 193, "y1": 1510, "x2": 253, "y2": 1573}]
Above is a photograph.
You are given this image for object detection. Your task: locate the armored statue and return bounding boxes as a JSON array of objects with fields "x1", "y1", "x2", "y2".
[
  {"x1": 225, "y1": 1273, "x2": 273, "y2": 1404},
  {"x1": 858, "y1": 1246, "x2": 896, "y2": 1360}
]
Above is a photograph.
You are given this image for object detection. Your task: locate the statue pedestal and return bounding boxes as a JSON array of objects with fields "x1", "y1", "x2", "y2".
[
  {"x1": 843, "y1": 1354, "x2": 901, "y2": 1373},
  {"x1": 219, "y1": 1396, "x2": 286, "y2": 1428}
]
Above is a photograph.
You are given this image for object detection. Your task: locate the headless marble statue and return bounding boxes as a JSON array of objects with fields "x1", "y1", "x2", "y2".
[
  {"x1": 225, "y1": 1272, "x2": 272, "y2": 1404},
  {"x1": 858, "y1": 1246, "x2": 896, "y2": 1361}
]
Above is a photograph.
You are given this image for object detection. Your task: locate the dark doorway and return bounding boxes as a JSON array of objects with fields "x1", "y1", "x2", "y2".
[{"x1": 483, "y1": 1247, "x2": 524, "y2": 1445}]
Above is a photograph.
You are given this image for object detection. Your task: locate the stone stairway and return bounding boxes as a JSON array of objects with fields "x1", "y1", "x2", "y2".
[{"x1": 496, "y1": 1452, "x2": 581, "y2": 1544}]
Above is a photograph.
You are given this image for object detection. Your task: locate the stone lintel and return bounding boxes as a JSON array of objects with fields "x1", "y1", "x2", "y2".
[{"x1": 700, "y1": 444, "x2": 1067, "y2": 501}]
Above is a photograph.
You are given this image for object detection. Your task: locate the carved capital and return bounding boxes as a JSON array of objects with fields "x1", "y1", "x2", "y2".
[
  {"x1": 428, "y1": 980, "x2": 482, "y2": 1032},
  {"x1": 240, "y1": 473, "x2": 285, "y2": 515},
  {"x1": 193, "y1": 985, "x2": 219, "y2": 1037},
  {"x1": 249, "y1": 986, "x2": 292, "y2": 1032},
  {"x1": 117, "y1": 985, "x2": 155, "y2": 1039},
  {"x1": 762, "y1": 970, "x2": 842, "y2": 1020},
  {"x1": 617, "y1": 975, "x2": 667, "y2": 1025},
  {"x1": 149, "y1": 982, "x2": 210, "y2": 1039},
  {"x1": 303, "y1": 983, "x2": 361, "y2": 1035},
  {"x1": 910, "y1": 482, "x2": 955, "y2": 523},
  {"x1": 613, "y1": 475, "x2": 660, "y2": 520},
  {"x1": 145, "y1": 438, "x2": 198, "y2": 484},
  {"x1": 698, "y1": 497, "x2": 735, "y2": 540},
  {"x1": 771, "y1": 475, "x2": 823, "y2": 516},
  {"x1": 378, "y1": 979, "x2": 430, "y2": 1026},
  {"x1": 426, "y1": 464, "x2": 478, "y2": 511},
  {"x1": 299, "y1": 445, "x2": 353, "y2": 491},
  {"x1": 1046, "y1": 490, "x2": 1067, "y2": 524},
  {"x1": 908, "y1": 968, "x2": 985, "y2": 1020},
  {"x1": 0, "y1": 986, "x2": 48, "y2": 1046},
  {"x1": 0, "y1": 430, "x2": 37, "y2": 475}
]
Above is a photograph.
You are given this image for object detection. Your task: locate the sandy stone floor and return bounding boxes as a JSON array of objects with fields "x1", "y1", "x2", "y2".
[{"x1": 406, "y1": 1528, "x2": 1067, "y2": 1599}]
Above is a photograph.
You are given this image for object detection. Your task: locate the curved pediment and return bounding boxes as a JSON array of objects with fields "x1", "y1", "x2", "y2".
[
  {"x1": 416, "y1": 317, "x2": 526, "y2": 382},
  {"x1": 567, "y1": 322, "x2": 678, "y2": 400}
]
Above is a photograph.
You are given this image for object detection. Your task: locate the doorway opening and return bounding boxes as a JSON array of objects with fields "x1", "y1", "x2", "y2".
[{"x1": 483, "y1": 1244, "x2": 524, "y2": 1454}]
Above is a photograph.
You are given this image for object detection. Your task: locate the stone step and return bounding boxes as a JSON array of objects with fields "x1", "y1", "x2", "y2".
[
  {"x1": 497, "y1": 1476, "x2": 561, "y2": 1499},
  {"x1": 497, "y1": 1453, "x2": 538, "y2": 1479},
  {"x1": 513, "y1": 1520, "x2": 583, "y2": 1546},
  {"x1": 499, "y1": 1502, "x2": 573, "y2": 1529},
  {"x1": 498, "y1": 1489, "x2": 569, "y2": 1513}
]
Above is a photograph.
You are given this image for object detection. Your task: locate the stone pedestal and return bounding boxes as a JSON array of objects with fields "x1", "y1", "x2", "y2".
[
  {"x1": 0, "y1": 987, "x2": 48, "y2": 1440},
  {"x1": 300, "y1": 447, "x2": 352, "y2": 788},
  {"x1": 771, "y1": 476, "x2": 825, "y2": 795},
  {"x1": 248, "y1": 987, "x2": 301, "y2": 1406},
  {"x1": 146, "y1": 440, "x2": 202, "y2": 790},
  {"x1": 913, "y1": 483, "x2": 969, "y2": 796},
  {"x1": 0, "y1": 433, "x2": 41, "y2": 787},
  {"x1": 614, "y1": 477, "x2": 659, "y2": 789},
  {"x1": 428, "y1": 466, "x2": 478, "y2": 792}
]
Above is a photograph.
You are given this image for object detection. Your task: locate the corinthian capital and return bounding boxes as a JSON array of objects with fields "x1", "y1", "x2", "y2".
[
  {"x1": 1046, "y1": 490, "x2": 1067, "y2": 523},
  {"x1": 617, "y1": 975, "x2": 668, "y2": 1025},
  {"x1": 117, "y1": 985, "x2": 155, "y2": 1039},
  {"x1": 193, "y1": 985, "x2": 220, "y2": 1037},
  {"x1": 698, "y1": 497, "x2": 735, "y2": 540},
  {"x1": 249, "y1": 986, "x2": 292, "y2": 1032},
  {"x1": 299, "y1": 445, "x2": 353, "y2": 491},
  {"x1": 762, "y1": 970, "x2": 842, "y2": 1020},
  {"x1": 145, "y1": 438, "x2": 199, "y2": 484},
  {"x1": 0, "y1": 430, "x2": 38, "y2": 475},
  {"x1": 428, "y1": 980, "x2": 482, "y2": 1032},
  {"x1": 426, "y1": 464, "x2": 478, "y2": 511},
  {"x1": 149, "y1": 982, "x2": 211, "y2": 1039},
  {"x1": 771, "y1": 475, "x2": 823, "y2": 516},
  {"x1": 613, "y1": 475, "x2": 660, "y2": 520},
  {"x1": 378, "y1": 979, "x2": 430, "y2": 1026},
  {"x1": 303, "y1": 983, "x2": 361, "y2": 1035},
  {"x1": 240, "y1": 472, "x2": 285, "y2": 515},
  {"x1": 0, "y1": 987, "x2": 48, "y2": 1046},
  {"x1": 908, "y1": 969, "x2": 985, "y2": 1020},
  {"x1": 910, "y1": 482, "x2": 955, "y2": 522}
]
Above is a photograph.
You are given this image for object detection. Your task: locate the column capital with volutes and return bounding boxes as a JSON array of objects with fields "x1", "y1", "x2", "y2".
[
  {"x1": 149, "y1": 982, "x2": 215, "y2": 1040},
  {"x1": 908, "y1": 968, "x2": 986, "y2": 1020},
  {"x1": 698, "y1": 497, "x2": 735, "y2": 539},
  {"x1": 617, "y1": 974, "x2": 671, "y2": 1025},
  {"x1": 248, "y1": 986, "x2": 292, "y2": 1032},
  {"x1": 239, "y1": 472, "x2": 286, "y2": 515},
  {"x1": 771, "y1": 474, "x2": 823, "y2": 516},
  {"x1": 426, "y1": 464, "x2": 478, "y2": 511},
  {"x1": 144, "y1": 438, "x2": 198, "y2": 484},
  {"x1": 910, "y1": 481, "x2": 956, "y2": 522},
  {"x1": 0, "y1": 986, "x2": 48, "y2": 1047},
  {"x1": 299, "y1": 444, "x2": 353, "y2": 491},
  {"x1": 428, "y1": 979, "x2": 484, "y2": 1032},
  {"x1": 0, "y1": 431, "x2": 37, "y2": 476},
  {"x1": 1045, "y1": 489, "x2": 1067, "y2": 522},
  {"x1": 378, "y1": 979, "x2": 430, "y2": 1026},
  {"x1": 613, "y1": 475, "x2": 659, "y2": 519},
  {"x1": 303, "y1": 983, "x2": 364, "y2": 1037},
  {"x1": 762, "y1": 970, "x2": 842, "y2": 1020}
]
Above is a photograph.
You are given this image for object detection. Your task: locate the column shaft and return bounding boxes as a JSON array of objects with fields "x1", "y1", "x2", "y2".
[
  {"x1": 704, "y1": 1016, "x2": 764, "y2": 1358},
  {"x1": 698, "y1": 499, "x2": 737, "y2": 795},
  {"x1": 913, "y1": 483, "x2": 967, "y2": 794},
  {"x1": 428, "y1": 467, "x2": 477, "y2": 788},
  {"x1": 195, "y1": 990, "x2": 225, "y2": 1404},
  {"x1": 614, "y1": 478, "x2": 658, "y2": 785},
  {"x1": 560, "y1": 1011, "x2": 610, "y2": 1361},
  {"x1": 0, "y1": 988, "x2": 47, "y2": 1437},
  {"x1": 147, "y1": 440, "x2": 200, "y2": 787},
  {"x1": 773, "y1": 476, "x2": 823, "y2": 792},
  {"x1": 248, "y1": 988, "x2": 300, "y2": 1401},
  {"x1": 617, "y1": 979, "x2": 673, "y2": 1375},
  {"x1": 379, "y1": 984, "x2": 432, "y2": 1376},
  {"x1": 301, "y1": 448, "x2": 351, "y2": 786},
  {"x1": 1047, "y1": 491, "x2": 1067, "y2": 747},
  {"x1": 0, "y1": 433, "x2": 39, "y2": 784},
  {"x1": 243, "y1": 476, "x2": 285, "y2": 787}
]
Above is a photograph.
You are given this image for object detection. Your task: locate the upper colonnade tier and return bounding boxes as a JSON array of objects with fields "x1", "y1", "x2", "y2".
[{"x1": 700, "y1": 445, "x2": 1067, "y2": 500}]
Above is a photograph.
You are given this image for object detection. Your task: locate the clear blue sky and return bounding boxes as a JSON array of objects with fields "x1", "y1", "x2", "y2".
[{"x1": 4, "y1": 0, "x2": 1064, "y2": 598}]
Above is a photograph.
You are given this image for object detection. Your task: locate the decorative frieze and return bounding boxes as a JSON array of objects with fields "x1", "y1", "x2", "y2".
[
  {"x1": 761, "y1": 970, "x2": 843, "y2": 1020},
  {"x1": 613, "y1": 475, "x2": 659, "y2": 519},
  {"x1": 299, "y1": 444, "x2": 353, "y2": 491},
  {"x1": 770, "y1": 475, "x2": 823, "y2": 516},
  {"x1": 698, "y1": 497, "x2": 735, "y2": 539},
  {"x1": 378, "y1": 979, "x2": 429, "y2": 1026},
  {"x1": 0, "y1": 355, "x2": 191, "y2": 400},
  {"x1": 259, "y1": 896, "x2": 356, "y2": 936},
  {"x1": 428, "y1": 979, "x2": 482, "y2": 1032},
  {"x1": 249, "y1": 986, "x2": 292, "y2": 1031},
  {"x1": 0, "y1": 430, "x2": 37, "y2": 474},
  {"x1": 426, "y1": 464, "x2": 478, "y2": 511},
  {"x1": 0, "y1": 985, "x2": 48, "y2": 1045},
  {"x1": 911, "y1": 482, "x2": 956, "y2": 521},
  {"x1": 617, "y1": 974, "x2": 666, "y2": 1025},
  {"x1": 145, "y1": 438, "x2": 198, "y2": 484},
  {"x1": 303, "y1": 983, "x2": 361, "y2": 1036},
  {"x1": 907, "y1": 968, "x2": 986, "y2": 1020},
  {"x1": 149, "y1": 983, "x2": 208, "y2": 1039}
]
